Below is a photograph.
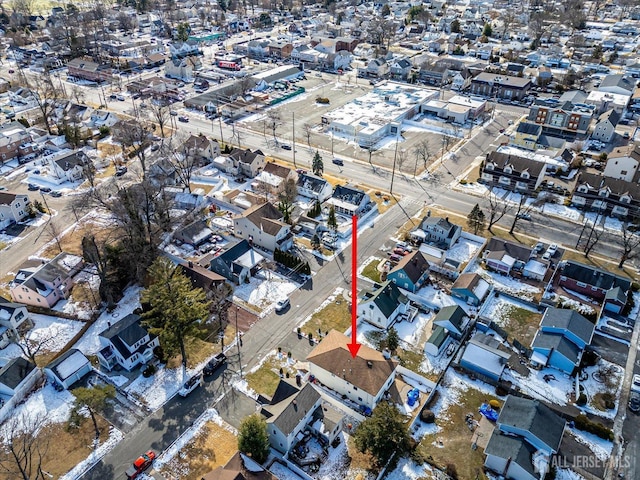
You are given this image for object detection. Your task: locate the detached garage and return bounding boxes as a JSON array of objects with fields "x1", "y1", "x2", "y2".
[{"x1": 44, "y1": 349, "x2": 92, "y2": 389}]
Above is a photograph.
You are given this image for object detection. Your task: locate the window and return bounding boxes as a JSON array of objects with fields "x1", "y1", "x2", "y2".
[
  {"x1": 591, "y1": 286, "x2": 598, "y2": 291},
  {"x1": 353, "y1": 386, "x2": 358, "y2": 390},
  {"x1": 358, "y1": 397, "x2": 362, "y2": 401},
  {"x1": 577, "y1": 282, "x2": 587, "y2": 288},
  {"x1": 621, "y1": 170, "x2": 628, "y2": 176}
]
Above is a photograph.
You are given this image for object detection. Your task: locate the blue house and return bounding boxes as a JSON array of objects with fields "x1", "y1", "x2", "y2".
[
  {"x1": 485, "y1": 396, "x2": 565, "y2": 480},
  {"x1": 451, "y1": 273, "x2": 490, "y2": 306},
  {"x1": 531, "y1": 307, "x2": 595, "y2": 374},
  {"x1": 386, "y1": 250, "x2": 430, "y2": 293}
]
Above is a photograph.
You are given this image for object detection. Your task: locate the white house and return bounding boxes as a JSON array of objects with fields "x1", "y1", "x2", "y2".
[
  {"x1": 0, "y1": 192, "x2": 30, "y2": 230},
  {"x1": 46, "y1": 149, "x2": 90, "y2": 183},
  {"x1": 591, "y1": 109, "x2": 620, "y2": 143},
  {"x1": 0, "y1": 297, "x2": 32, "y2": 349},
  {"x1": 326, "y1": 185, "x2": 371, "y2": 217},
  {"x1": 96, "y1": 314, "x2": 159, "y2": 371},
  {"x1": 603, "y1": 144, "x2": 640, "y2": 182},
  {"x1": 357, "y1": 281, "x2": 409, "y2": 329},
  {"x1": 44, "y1": 349, "x2": 92, "y2": 389},
  {"x1": 233, "y1": 202, "x2": 293, "y2": 252},
  {"x1": 306, "y1": 330, "x2": 398, "y2": 411},
  {"x1": 297, "y1": 173, "x2": 333, "y2": 202}
]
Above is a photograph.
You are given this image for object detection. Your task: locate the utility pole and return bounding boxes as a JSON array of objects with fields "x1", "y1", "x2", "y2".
[
  {"x1": 292, "y1": 111, "x2": 296, "y2": 168},
  {"x1": 217, "y1": 98, "x2": 225, "y2": 147},
  {"x1": 390, "y1": 130, "x2": 399, "y2": 194},
  {"x1": 235, "y1": 306, "x2": 243, "y2": 378}
]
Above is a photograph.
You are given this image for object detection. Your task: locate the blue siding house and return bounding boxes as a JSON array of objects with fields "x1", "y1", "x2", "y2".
[
  {"x1": 386, "y1": 251, "x2": 430, "y2": 293},
  {"x1": 531, "y1": 307, "x2": 595, "y2": 374}
]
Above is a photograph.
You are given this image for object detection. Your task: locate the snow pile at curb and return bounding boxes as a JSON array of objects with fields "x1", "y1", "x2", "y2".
[{"x1": 59, "y1": 427, "x2": 124, "y2": 480}]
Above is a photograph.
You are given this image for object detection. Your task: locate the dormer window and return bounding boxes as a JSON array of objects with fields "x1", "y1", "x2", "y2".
[
  {"x1": 521, "y1": 171, "x2": 530, "y2": 179},
  {"x1": 599, "y1": 190, "x2": 608, "y2": 198},
  {"x1": 504, "y1": 166, "x2": 513, "y2": 175},
  {"x1": 620, "y1": 196, "x2": 631, "y2": 204},
  {"x1": 485, "y1": 163, "x2": 494, "y2": 171},
  {"x1": 578, "y1": 186, "x2": 588, "y2": 193}
]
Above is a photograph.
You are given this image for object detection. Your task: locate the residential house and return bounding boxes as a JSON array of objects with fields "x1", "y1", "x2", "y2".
[
  {"x1": 510, "y1": 122, "x2": 543, "y2": 150},
  {"x1": 417, "y1": 216, "x2": 461, "y2": 249},
  {"x1": 255, "y1": 162, "x2": 298, "y2": 195},
  {"x1": 228, "y1": 148, "x2": 266, "y2": 178},
  {"x1": 603, "y1": 144, "x2": 640, "y2": 182},
  {"x1": 364, "y1": 58, "x2": 389, "y2": 78},
  {"x1": 10, "y1": 252, "x2": 84, "y2": 308},
  {"x1": 164, "y1": 254, "x2": 226, "y2": 291},
  {"x1": 0, "y1": 357, "x2": 39, "y2": 401},
  {"x1": 234, "y1": 202, "x2": 293, "y2": 251},
  {"x1": 386, "y1": 251, "x2": 430, "y2": 293},
  {"x1": 389, "y1": 58, "x2": 412, "y2": 81},
  {"x1": 531, "y1": 308, "x2": 595, "y2": 374},
  {"x1": 96, "y1": 314, "x2": 160, "y2": 372},
  {"x1": 357, "y1": 281, "x2": 409, "y2": 329},
  {"x1": 306, "y1": 330, "x2": 398, "y2": 411},
  {"x1": 46, "y1": 149, "x2": 90, "y2": 183},
  {"x1": 418, "y1": 58, "x2": 463, "y2": 86},
  {"x1": 451, "y1": 273, "x2": 490, "y2": 306},
  {"x1": 174, "y1": 219, "x2": 213, "y2": 247},
  {"x1": 0, "y1": 192, "x2": 30, "y2": 229},
  {"x1": 297, "y1": 173, "x2": 333, "y2": 202},
  {"x1": 557, "y1": 260, "x2": 631, "y2": 304},
  {"x1": 0, "y1": 122, "x2": 30, "y2": 162},
  {"x1": 44, "y1": 349, "x2": 92, "y2": 389},
  {"x1": 165, "y1": 57, "x2": 196, "y2": 82},
  {"x1": 67, "y1": 57, "x2": 114, "y2": 83},
  {"x1": 0, "y1": 297, "x2": 32, "y2": 349},
  {"x1": 268, "y1": 41, "x2": 293, "y2": 59},
  {"x1": 425, "y1": 325, "x2": 450, "y2": 356},
  {"x1": 326, "y1": 185, "x2": 371, "y2": 217},
  {"x1": 433, "y1": 305, "x2": 469, "y2": 340},
  {"x1": 470, "y1": 73, "x2": 531, "y2": 100},
  {"x1": 482, "y1": 237, "x2": 535, "y2": 276},
  {"x1": 201, "y1": 451, "x2": 279, "y2": 480},
  {"x1": 210, "y1": 239, "x2": 265, "y2": 284},
  {"x1": 451, "y1": 68, "x2": 473, "y2": 91},
  {"x1": 327, "y1": 51, "x2": 353, "y2": 71},
  {"x1": 183, "y1": 134, "x2": 220, "y2": 165},
  {"x1": 169, "y1": 40, "x2": 201, "y2": 59},
  {"x1": 591, "y1": 109, "x2": 620, "y2": 143},
  {"x1": 598, "y1": 74, "x2": 636, "y2": 96},
  {"x1": 526, "y1": 98, "x2": 595, "y2": 139},
  {"x1": 458, "y1": 332, "x2": 511, "y2": 382},
  {"x1": 484, "y1": 396, "x2": 565, "y2": 480},
  {"x1": 571, "y1": 172, "x2": 640, "y2": 219},
  {"x1": 260, "y1": 379, "x2": 322, "y2": 453},
  {"x1": 481, "y1": 150, "x2": 546, "y2": 194}
]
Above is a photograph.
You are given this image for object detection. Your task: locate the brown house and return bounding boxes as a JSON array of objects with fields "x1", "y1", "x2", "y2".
[
  {"x1": 268, "y1": 41, "x2": 294, "y2": 59},
  {"x1": 201, "y1": 451, "x2": 278, "y2": 480}
]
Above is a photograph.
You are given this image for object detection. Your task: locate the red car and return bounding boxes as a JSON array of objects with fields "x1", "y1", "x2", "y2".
[
  {"x1": 393, "y1": 247, "x2": 408, "y2": 256},
  {"x1": 126, "y1": 450, "x2": 155, "y2": 479}
]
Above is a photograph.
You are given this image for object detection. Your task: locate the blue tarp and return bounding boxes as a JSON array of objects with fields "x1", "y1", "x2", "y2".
[
  {"x1": 479, "y1": 403, "x2": 498, "y2": 422},
  {"x1": 407, "y1": 388, "x2": 420, "y2": 407}
]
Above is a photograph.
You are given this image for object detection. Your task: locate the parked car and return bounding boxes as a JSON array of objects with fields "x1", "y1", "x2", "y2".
[
  {"x1": 629, "y1": 391, "x2": 640, "y2": 413},
  {"x1": 275, "y1": 298, "x2": 290, "y2": 313},
  {"x1": 516, "y1": 212, "x2": 532, "y2": 221},
  {"x1": 116, "y1": 166, "x2": 128, "y2": 177},
  {"x1": 126, "y1": 451, "x2": 156, "y2": 479},
  {"x1": 40, "y1": 187, "x2": 52, "y2": 193},
  {"x1": 203, "y1": 353, "x2": 226, "y2": 376},
  {"x1": 27, "y1": 183, "x2": 39, "y2": 191},
  {"x1": 332, "y1": 158, "x2": 344, "y2": 166},
  {"x1": 281, "y1": 144, "x2": 292, "y2": 150},
  {"x1": 547, "y1": 243, "x2": 558, "y2": 254},
  {"x1": 393, "y1": 247, "x2": 407, "y2": 256},
  {"x1": 632, "y1": 374, "x2": 640, "y2": 394},
  {"x1": 170, "y1": 110, "x2": 178, "y2": 116},
  {"x1": 178, "y1": 374, "x2": 203, "y2": 397},
  {"x1": 116, "y1": 94, "x2": 125, "y2": 101},
  {"x1": 49, "y1": 190, "x2": 62, "y2": 197},
  {"x1": 389, "y1": 254, "x2": 402, "y2": 263},
  {"x1": 178, "y1": 115, "x2": 189, "y2": 122},
  {"x1": 533, "y1": 242, "x2": 544, "y2": 253}
]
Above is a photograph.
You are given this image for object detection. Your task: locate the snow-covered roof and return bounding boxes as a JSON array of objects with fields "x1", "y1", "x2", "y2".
[
  {"x1": 51, "y1": 349, "x2": 90, "y2": 381},
  {"x1": 524, "y1": 259, "x2": 547, "y2": 276},
  {"x1": 461, "y1": 342, "x2": 506, "y2": 378}
]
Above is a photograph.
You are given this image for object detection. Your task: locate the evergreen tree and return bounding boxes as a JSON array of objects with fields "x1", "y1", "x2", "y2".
[
  {"x1": 327, "y1": 205, "x2": 338, "y2": 232},
  {"x1": 354, "y1": 402, "x2": 411, "y2": 468},
  {"x1": 386, "y1": 327, "x2": 399, "y2": 353},
  {"x1": 312, "y1": 150, "x2": 324, "y2": 176},
  {"x1": 450, "y1": 19, "x2": 461, "y2": 33},
  {"x1": 482, "y1": 22, "x2": 493, "y2": 37},
  {"x1": 142, "y1": 257, "x2": 211, "y2": 371},
  {"x1": 467, "y1": 203, "x2": 486, "y2": 235},
  {"x1": 238, "y1": 414, "x2": 271, "y2": 463},
  {"x1": 69, "y1": 385, "x2": 116, "y2": 439},
  {"x1": 381, "y1": 4, "x2": 390, "y2": 16}
]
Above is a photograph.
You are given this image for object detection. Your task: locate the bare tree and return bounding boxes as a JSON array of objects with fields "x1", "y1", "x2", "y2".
[
  {"x1": 148, "y1": 103, "x2": 170, "y2": 139},
  {"x1": 583, "y1": 222, "x2": 607, "y2": 257},
  {"x1": 43, "y1": 219, "x2": 65, "y2": 254},
  {"x1": 266, "y1": 110, "x2": 282, "y2": 145},
  {"x1": 413, "y1": 139, "x2": 432, "y2": 174},
  {"x1": 0, "y1": 412, "x2": 49, "y2": 480},
  {"x1": 161, "y1": 134, "x2": 202, "y2": 193},
  {"x1": 486, "y1": 188, "x2": 512, "y2": 231},
  {"x1": 509, "y1": 192, "x2": 551, "y2": 234},
  {"x1": 303, "y1": 122, "x2": 313, "y2": 146},
  {"x1": 617, "y1": 224, "x2": 640, "y2": 268},
  {"x1": 112, "y1": 119, "x2": 153, "y2": 177},
  {"x1": 13, "y1": 326, "x2": 61, "y2": 365},
  {"x1": 206, "y1": 282, "x2": 233, "y2": 349},
  {"x1": 396, "y1": 148, "x2": 408, "y2": 173},
  {"x1": 15, "y1": 70, "x2": 62, "y2": 135}
]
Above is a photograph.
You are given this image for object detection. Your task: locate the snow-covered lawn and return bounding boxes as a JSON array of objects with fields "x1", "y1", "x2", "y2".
[
  {"x1": 555, "y1": 294, "x2": 597, "y2": 316},
  {"x1": 385, "y1": 457, "x2": 434, "y2": 480},
  {"x1": 74, "y1": 286, "x2": 142, "y2": 355},
  {"x1": 233, "y1": 270, "x2": 299, "y2": 316},
  {"x1": 504, "y1": 359, "x2": 623, "y2": 419},
  {"x1": 0, "y1": 384, "x2": 75, "y2": 434},
  {"x1": 469, "y1": 260, "x2": 541, "y2": 301},
  {"x1": 0, "y1": 314, "x2": 85, "y2": 363},
  {"x1": 567, "y1": 427, "x2": 613, "y2": 462},
  {"x1": 55, "y1": 267, "x2": 101, "y2": 320},
  {"x1": 480, "y1": 293, "x2": 540, "y2": 327},
  {"x1": 542, "y1": 203, "x2": 582, "y2": 222},
  {"x1": 419, "y1": 344, "x2": 454, "y2": 377}
]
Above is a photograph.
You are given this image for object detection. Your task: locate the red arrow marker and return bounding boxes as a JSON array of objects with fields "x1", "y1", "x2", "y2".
[{"x1": 348, "y1": 214, "x2": 361, "y2": 358}]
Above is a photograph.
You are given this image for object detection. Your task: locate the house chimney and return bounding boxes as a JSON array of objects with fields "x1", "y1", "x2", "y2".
[
  {"x1": 107, "y1": 321, "x2": 111, "y2": 327},
  {"x1": 188, "y1": 261, "x2": 193, "y2": 268},
  {"x1": 367, "y1": 361, "x2": 373, "y2": 368}
]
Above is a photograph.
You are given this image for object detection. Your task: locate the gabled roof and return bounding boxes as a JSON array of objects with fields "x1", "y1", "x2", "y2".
[
  {"x1": 560, "y1": 260, "x2": 631, "y2": 292},
  {"x1": 217, "y1": 239, "x2": 253, "y2": 264},
  {"x1": 599, "y1": 74, "x2": 635, "y2": 93},
  {"x1": 229, "y1": 148, "x2": 265, "y2": 165},
  {"x1": 46, "y1": 348, "x2": 89, "y2": 382},
  {"x1": 451, "y1": 272, "x2": 488, "y2": 295},
  {"x1": 597, "y1": 108, "x2": 621, "y2": 127},
  {"x1": 263, "y1": 162, "x2": 293, "y2": 179},
  {"x1": 262, "y1": 381, "x2": 321, "y2": 436},
  {"x1": 202, "y1": 452, "x2": 278, "y2": 480},
  {"x1": 388, "y1": 250, "x2": 430, "y2": 284},
  {"x1": 0, "y1": 357, "x2": 36, "y2": 390},
  {"x1": 307, "y1": 330, "x2": 397, "y2": 397},
  {"x1": 0, "y1": 296, "x2": 26, "y2": 319},
  {"x1": 99, "y1": 313, "x2": 148, "y2": 347},
  {"x1": 427, "y1": 325, "x2": 449, "y2": 348},
  {"x1": 236, "y1": 202, "x2": 286, "y2": 236},
  {"x1": 484, "y1": 237, "x2": 533, "y2": 264},
  {"x1": 605, "y1": 286, "x2": 627, "y2": 304},
  {"x1": 540, "y1": 307, "x2": 595, "y2": 346},
  {"x1": 332, "y1": 184, "x2": 367, "y2": 205},
  {"x1": 516, "y1": 122, "x2": 542, "y2": 136},
  {"x1": 0, "y1": 192, "x2": 26, "y2": 206},
  {"x1": 434, "y1": 305, "x2": 467, "y2": 330},
  {"x1": 532, "y1": 331, "x2": 580, "y2": 363},
  {"x1": 361, "y1": 281, "x2": 407, "y2": 319},
  {"x1": 497, "y1": 395, "x2": 565, "y2": 452},
  {"x1": 422, "y1": 216, "x2": 458, "y2": 234},
  {"x1": 484, "y1": 432, "x2": 538, "y2": 477},
  {"x1": 298, "y1": 173, "x2": 329, "y2": 193}
]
